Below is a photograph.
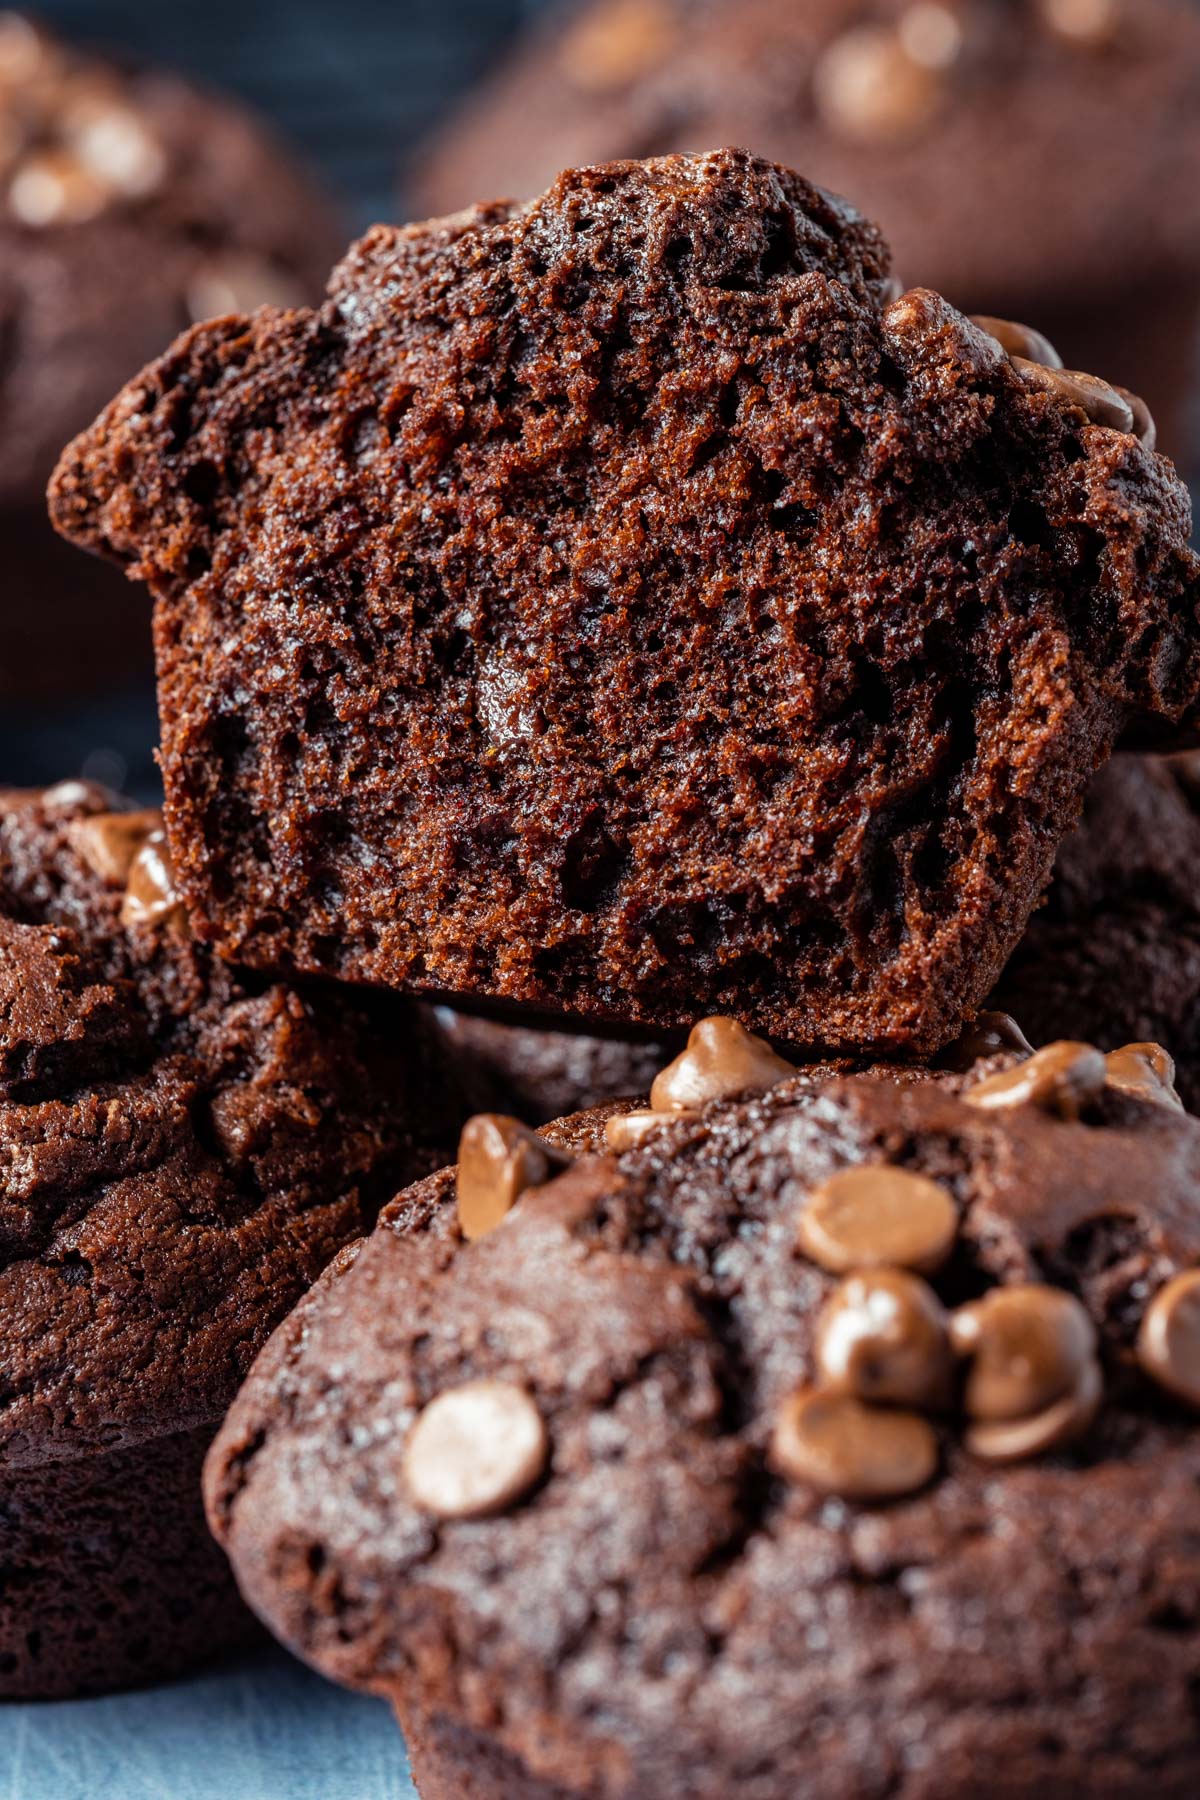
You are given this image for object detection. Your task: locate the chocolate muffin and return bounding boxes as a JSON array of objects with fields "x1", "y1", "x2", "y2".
[
  {"x1": 206, "y1": 1017, "x2": 1200, "y2": 1797},
  {"x1": 49, "y1": 150, "x2": 1200, "y2": 1058},
  {"x1": 991, "y1": 752, "x2": 1200, "y2": 1112},
  {"x1": 0, "y1": 12, "x2": 341, "y2": 711},
  {"x1": 411, "y1": 0, "x2": 1200, "y2": 462},
  {"x1": 0, "y1": 779, "x2": 478, "y2": 1699},
  {"x1": 432, "y1": 1007, "x2": 673, "y2": 1124}
]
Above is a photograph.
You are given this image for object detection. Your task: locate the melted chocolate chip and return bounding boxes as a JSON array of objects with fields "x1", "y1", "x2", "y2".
[
  {"x1": 951, "y1": 1285, "x2": 1097, "y2": 1422},
  {"x1": 1137, "y1": 1270, "x2": 1200, "y2": 1408},
  {"x1": 798, "y1": 1165, "x2": 958, "y2": 1275},
  {"x1": 770, "y1": 1388, "x2": 938, "y2": 1500},
  {"x1": 120, "y1": 830, "x2": 185, "y2": 931},
  {"x1": 964, "y1": 1360, "x2": 1102, "y2": 1462},
  {"x1": 71, "y1": 809, "x2": 161, "y2": 887},
  {"x1": 814, "y1": 1268, "x2": 953, "y2": 1409},
  {"x1": 965, "y1": 1040, "x2": 1106, "y2": 1119},
  {"x1": 403, "y1": 1380, "x2": 548, "y2": 1519},
  {"x1": 1104, "y1": 1042, "x2": 1182, "y2": 1110},
  {"x1": 456, "y1": 1114, "x2": 568, "y2": 1241},
  {"x1": 648, "y1": 1017, "x2": 796, "y2": 1113},
  {"x1": 970, "y1": 315, "x2": 1063, "y2": 370},
  {"x1": 1012, "y1": 359, "x2": 1136, "y2": 433}
]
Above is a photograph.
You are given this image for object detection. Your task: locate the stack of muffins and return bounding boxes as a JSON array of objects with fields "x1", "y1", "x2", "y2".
[{"x1": 5, "y1": 9, "x2": 1200, "y2": 1799}]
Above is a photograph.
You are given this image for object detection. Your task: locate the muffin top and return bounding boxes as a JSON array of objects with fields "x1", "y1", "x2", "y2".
[
  {"x1": 50, "y1": 148, "x2": 1200, "y2": 1057},
  {"x1": 0, "y1": 12, "x2": 341, "y2": 506},
  {"x1": 207, "y1": 1019, "x2": 1200, "y2": 1798},
  {"x1": 411, "y1": 0, "x2": 1200, "y2": 317},
  {"x1": 0, "y1": 780, "x2": 472, "y2": 1468}
]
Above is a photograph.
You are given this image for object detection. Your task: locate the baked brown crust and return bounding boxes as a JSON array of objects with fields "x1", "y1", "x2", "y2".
[
  {"x1": 49, "y1": 148, "x2": 1200, "y2": 1055},
  {"x1": 206, "y1": 1063, "x2": 1200, "y2": 1797}
]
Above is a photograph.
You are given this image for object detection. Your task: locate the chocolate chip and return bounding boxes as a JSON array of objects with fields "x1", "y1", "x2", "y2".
[
  {"x1": 9, "y1": 149, "x2": 108, "y2": 226},
  {"x1": 558, "y1": 0, "x2": 674, "y2": 92},
  {"x1": 70, "y1": 808, "x2": 161, "y2": 886},
  {"x1": 936, "y1": 1009, "x2": 1034, "y2": 1072},
  {"x1": 456, "y1": 1114, "x2": 568, "y2": 1241},
  {"x1": 1011, "y1": 359, "x2": 1136, "y2": 434},
  {"x1": 1115, "y1": 385, "x2": 1157, "y2": 451},
  {"x1": 120, "y1": 829, "x2": 185, "y2": 931},
  {"x1": 970, "y1": 315, "x2": 1063, "y2": 371},
  {"x1": 797, "y1": 1165, "x2": 958, "y2": 1275},
  {"x1": 964, "y1": 1359, "x2": 1102, "y2": 1462},
  {"x1": 65, "y1": 101, "x2": 166, "y2": 199},
  {"x1": 770, "y1": 1388, "x2": 938, "y2": 1500},
  {"x1": 1104, "y1": 1041, "x2": 1183, "y2": 1111},
  {"x1": 951, "y1": 1285, "x2": 1097, "y2": 1422},
  {"x1": 897, "y1": 4, "x2": 963, "y2": 70},
  {"x1": 402, "y1": 1380, "x2": 547, "y2": 1519},
  {"x1": 964, "y1": 1039, "x2": 1107, "y2": 1119},
  {"x1": 1037, "y1": 0, "x2": 1122, "y2": 49},
  {"x1": 40, "y1": 779, "x2": 104, "y2": 811},
  {"x1": 648, "y1": 1016, "x2": 796, "y2": 1114},
  {"x1": 604, "y1": 1107, "x2": 697, "y2": 1150},
  {"x1": 1137, "y1": 1270, "x2": 1200, "y2": 1408},
  {"x1": 815, "y1": 1269, "x2": 953, "y2": 1408},
  {"x1": 813, "y1": 24, "x2": 947, "y2": 146}
]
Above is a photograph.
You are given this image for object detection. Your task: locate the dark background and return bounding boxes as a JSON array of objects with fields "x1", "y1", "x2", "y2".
[
  {"x1": 9, "y1": 1, "x2": 556, "y2": 797},
  {"x1": 40, "y1": 0, "x2": 552, "y2": 225}
]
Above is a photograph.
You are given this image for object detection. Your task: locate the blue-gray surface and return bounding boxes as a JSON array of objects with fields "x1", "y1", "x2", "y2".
[{"x1": 1, "y1": 1649, "x2": 417, "y2": 1800}]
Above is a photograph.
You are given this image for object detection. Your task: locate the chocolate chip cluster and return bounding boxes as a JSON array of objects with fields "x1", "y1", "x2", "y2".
[
  {"x1": 967, "y1": 310, "x2": 1156, "y2": 447},
  {"x1": 776, "y1": 1173, "x2": 1104, "y2": 1500},
  {"x1": 0, "y1": 13, "x2": 167, "y2": 227},
  {"x1": 812, "y1": 1, "x2": 1125, "y2": 148},
  {"x1": 0, "y1": 14, "x2": 304, "y2": 324},
  {"x1": 769, "y1": 1033, "x2": 1189, "y2": 1501},
  {"x1": 557, "y1": 1, "x2": 1125, "y2": 142},
  {"x1": 398, "y1": 1016, "x2": 1199, "y2": 1523}
]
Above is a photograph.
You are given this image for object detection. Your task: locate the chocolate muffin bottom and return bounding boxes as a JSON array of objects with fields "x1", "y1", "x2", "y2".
[{"x1": 2, "y1": 1425, "x2": 257, "y2": 1700}]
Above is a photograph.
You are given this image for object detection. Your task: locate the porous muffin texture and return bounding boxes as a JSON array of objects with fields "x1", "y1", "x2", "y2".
[
  {"x1": 991, "y1": 753, "x2": 1200, "y2": 1111},
  {"x1": 410, "y1": 0, "x2": 1200, "y2": 455},
  {"x1": 0, "y1": 13, "x2": 341, "y2": 705},
  {"x1": 207, "y1": 1054, "x2": 1200, "y2": 1797},
  {"x1": 50, "y1": 149, "x2": 1200, "y2": 1055},
  {"x1": 0, "y1": 780, "x2": 475, "y2": 1697}
]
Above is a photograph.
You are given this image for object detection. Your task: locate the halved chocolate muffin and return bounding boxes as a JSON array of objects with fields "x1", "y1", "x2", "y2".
[{"x1": 50, "y1": 149, "x2": 1200, "y2": 1058}]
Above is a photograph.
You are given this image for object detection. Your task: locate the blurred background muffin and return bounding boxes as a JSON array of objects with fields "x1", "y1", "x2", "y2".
[
  {"x1": 411, "y1": 0, "x2": 1200, "y2": 463},
  {"x1": 0, "y1": 11, "x2": 342, "y2": 727}
]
